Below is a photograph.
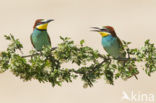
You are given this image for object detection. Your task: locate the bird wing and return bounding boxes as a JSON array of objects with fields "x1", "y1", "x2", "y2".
[
  {"x1": 47, "y1": 33, "x2": 51, "y2": 46},
  {"x1": 110, "y1": 30, "x2": 124, "y2": 51},
  {"x1": 117, "y1": 37, "x2": 126, "y2": 57},
  {"x1": 30, "y1": 33, "x2": 36, "y2": 48},
  {"x1": 117, "y1": 37, "x2": 123, "y2": 48}
]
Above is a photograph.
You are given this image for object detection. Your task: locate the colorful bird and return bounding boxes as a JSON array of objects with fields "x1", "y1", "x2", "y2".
[
  {"x1": 91, "y1": 26, "x2": 125, "y2": 59},
  {"x1": 31, "y1": 19, "x2": 53, "y2": 51},
  {"x1": 91, "y1": 26, "x2": 138, "y2": 79}
]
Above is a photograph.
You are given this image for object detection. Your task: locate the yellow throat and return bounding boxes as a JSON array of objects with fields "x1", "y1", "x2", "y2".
[
  {"x1": 36, "y1": 23, "x2": 48, "y2": 30},
  {"x1": 99, "y1": 32, "x2": 110, "y2": 37}
]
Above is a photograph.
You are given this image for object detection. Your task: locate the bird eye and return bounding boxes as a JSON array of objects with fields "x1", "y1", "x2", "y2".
[
  {"x1": 36, "y1": 22, "x2": 41, "y2": 25},
  {"x1": 100, "y1": 29, "x2": 108, "y2": 32}
]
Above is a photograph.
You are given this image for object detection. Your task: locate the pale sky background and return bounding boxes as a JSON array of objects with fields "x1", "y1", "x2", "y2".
[{"x1": 0, "y1": 0, "x2": 156, "y2": 103}]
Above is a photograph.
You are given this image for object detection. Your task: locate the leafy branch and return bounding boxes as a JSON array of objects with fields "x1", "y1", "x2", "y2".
[{"x1": 0, "y1": 34, "x2": 155, "y2": 87}]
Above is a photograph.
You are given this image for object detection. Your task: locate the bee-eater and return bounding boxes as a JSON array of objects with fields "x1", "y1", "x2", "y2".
[
  {"x1": 92, "y1": 26, "x2": 125, "y2": 59},
  {"x1": 31, "y1": 19, "x2": 53, "y2": 51},
  {"x1": 91, "y1": 26, "x2": 138, "y2": 79}
]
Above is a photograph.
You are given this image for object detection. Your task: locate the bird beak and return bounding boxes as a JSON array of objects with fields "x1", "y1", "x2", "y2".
[
  {"x1": 90, "y1": 27, "x2": 108, "y2": 32},
  {"x1": 42, "y1": 19, "x2": 54, "y2": 24},
  {"x1": 46, "y1": 19, "x2": 54, "y2": 23},
  {"x1": 91, "y1": 26, "x2": 109, "y2": 37},
  {"x1": 90, "y1": 27, "x2": 101, "y2": 32}
]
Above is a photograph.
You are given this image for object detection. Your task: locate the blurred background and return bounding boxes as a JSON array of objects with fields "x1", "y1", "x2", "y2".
[{"x1": 0, "y1": 0, "x2": 156, "y2": 103}]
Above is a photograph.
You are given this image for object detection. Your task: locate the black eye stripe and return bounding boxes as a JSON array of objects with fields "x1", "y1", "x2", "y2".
[
  {"x1": 100, "y1": 29, "x2": 109, "y2": 32},
  {"x1": 100, "y1": 29, "x2": 105, "y2": 31}
]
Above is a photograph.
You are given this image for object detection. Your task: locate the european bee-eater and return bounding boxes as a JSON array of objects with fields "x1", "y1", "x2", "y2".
[
  {"x1": 31, "y1": 19, "x2": 53, "y2": 51},
  {"x1": 92, "y1": 26, "x2": 125, "y2": 59},
  {"x1": 91, "y1": 26, "x2": 138, "y2": 79}
]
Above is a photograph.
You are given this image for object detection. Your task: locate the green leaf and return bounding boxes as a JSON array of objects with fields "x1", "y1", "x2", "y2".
[{"x1": 80, "y1": 40, "x2": 85, "y2": 46}]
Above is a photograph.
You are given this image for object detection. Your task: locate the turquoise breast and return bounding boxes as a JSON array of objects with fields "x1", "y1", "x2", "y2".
[
  {"x1": 102, "y1": 35, "x2": 122, "y2": 58},
  {"x1": 31, "y1": 29, "x2": 51, "y2": 51}
]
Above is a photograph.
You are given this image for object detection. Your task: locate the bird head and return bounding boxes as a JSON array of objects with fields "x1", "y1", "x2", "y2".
[
  {"x1": 33, "y1": 19, "x2": 54, "y2": 30},
  {"x1": 91, "y1": 26, "x2": 116, "y2": 37}
]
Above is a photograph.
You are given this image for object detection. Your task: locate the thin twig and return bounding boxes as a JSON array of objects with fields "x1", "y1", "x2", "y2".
[
  {"x1": 98, "y1": 53, "x2": 136, "y2": 61},
  {"x1": 22, "y1": 47, "x2": 57, "y2": 58},
  {"x1": 93, "y1": 58, "x2": 110, "y2": 70},
  {"x1": 115, "y1": 58, "x2": 136, "y2": 61}
]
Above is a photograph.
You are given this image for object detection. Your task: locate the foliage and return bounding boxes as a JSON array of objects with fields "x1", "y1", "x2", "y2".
[{"x1": 0, "y1": 34, "x2": 155, "y2": 87}]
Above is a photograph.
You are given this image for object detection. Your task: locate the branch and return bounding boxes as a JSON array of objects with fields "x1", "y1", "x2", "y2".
[
  {"x1": 0, "y1": 35, "x2": 155, "y2": 87},
  {"x1": 21, "y1": 47, "x2": 57, "y2": 58}
]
